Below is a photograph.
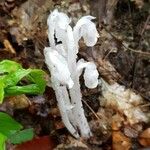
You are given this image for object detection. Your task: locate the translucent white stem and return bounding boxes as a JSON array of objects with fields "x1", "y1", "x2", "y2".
[
  {"x1": 61, "y1": 86, "x2": 76, "y2": 128},
  {"x1": 69, "y1": 74, "x2": 92, "y2": 137},
  {"x1": 52, "y1": 77, "x2": 79, "y2": 138},
  {"x1": 66, "y1": 26, "x2": 92, "y2": 137}
]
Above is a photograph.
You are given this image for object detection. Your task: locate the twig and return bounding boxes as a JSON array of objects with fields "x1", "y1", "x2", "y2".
[
  {"x1": 122, "y1": 43, "x2": 150, "y2": 56},
  {"x1": 140, "y1": 14, "x2": 150, "y2": 36},
  {"x1": 3, "y1": 39, "x2": 16, "y2": 54},
  {"x1": 82, "y1": 99, "x2": 101, "y2": 121},
  {"x1": 101, "y1": 25, "x2": 150, "y2": 56}
]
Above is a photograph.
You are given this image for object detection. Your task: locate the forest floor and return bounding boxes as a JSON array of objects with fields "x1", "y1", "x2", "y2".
[{"x1": 0, "y1": 0, "x2": 150, "y2": 150}]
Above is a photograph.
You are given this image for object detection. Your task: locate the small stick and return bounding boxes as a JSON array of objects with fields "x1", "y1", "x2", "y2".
[{"x1": 3, "y1": 39, "x2": 16, "y2": 54}]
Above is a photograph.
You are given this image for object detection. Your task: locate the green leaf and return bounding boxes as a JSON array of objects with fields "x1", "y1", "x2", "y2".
[
  {"x1": 5, "y1": 84, "x2": 42, "y2": 96},
  {"x1": 0, "y1": 60, "x2": 46, "y2": 102},
  {"x1": 0, "y1": 80, "x2": 4, "y2": 104},
  {"x1": 5, "y1": 69, "x2": 46, "y2": 96},
  {"x1": 4, "y1": 69, "x2": 32, "y2": 88},
  {"x1": 0, "y1": 60, "x2": 22, "y2": 74},
  {"x1": 0, "y1": 133, "x2": 7, "y2": 150},
  {"x1": 0, "y1": 112, "x2": 23, "y2": 137},
  {"x1": 8, "y1": 128, "x2": 34, "y2": 144},
  {"x1": 27, "y1": 69, "x2": 46, "y2": 93}
]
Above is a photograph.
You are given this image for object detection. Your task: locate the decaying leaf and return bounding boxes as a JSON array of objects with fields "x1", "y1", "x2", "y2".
[
  {"x1": 7, "y1": 94, "x2": 31, "y2": 109},
  {"x1": 139, "y1": 128, "x2": 150, "y2": 147},
  {"x1": 112, "y1": 131, "x2": 132, "y2": 150},
  {"x1": 3, "y1": 39, "x2": 16, "y2": 54},
  {"x1": 123, "y1": 125, "x2": 142, "y2": 138},
  {"x1": 55, "y1": 136, "x2": 89, "y2": 150},
  {"x1": 14, "y1": 136, "x2": 56, "y2": 150},
  {"x1": 112, "y1": 114, "x2": 123, "y2": 131},
  {"x1": 8, "y1": 0, "x2": 54, "y2": 45},
  {"x1": 100, "y1": 79, "x2": 148, "y2": 124},
  {"x1": 130, "y1": 0, "x2": 144, "y2": 9}
]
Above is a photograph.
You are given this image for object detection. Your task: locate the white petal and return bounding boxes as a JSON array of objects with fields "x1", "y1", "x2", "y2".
[
  {"x1": 81, "y1": 23, "x2": 99, "y2": 46},
  {"x1": 47, "y1": 9, "x2": 70, "y2": 29},
  {"x1": 56, "y1": 12, "x2": 71, "y2": 29},
  {"x1": 83, "y1": 62, "x2": 99, "y2": 88}
]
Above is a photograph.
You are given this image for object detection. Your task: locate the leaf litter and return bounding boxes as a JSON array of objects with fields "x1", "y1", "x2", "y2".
[{"x1": 0, "y1": 0, "x2": 150, "y2": 149}]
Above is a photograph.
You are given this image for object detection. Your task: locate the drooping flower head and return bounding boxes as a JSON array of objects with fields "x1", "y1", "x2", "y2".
[
  {"x1": 73, "y1": 16, "x2": 99, "y2": 48},
  {"x1": 47, "y1": 9, "x2": 71, "y2": 48}
]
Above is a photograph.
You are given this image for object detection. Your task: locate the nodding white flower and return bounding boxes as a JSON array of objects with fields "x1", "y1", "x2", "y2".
[
  {"x1": 77, "y1": 59, "x2": 99, "y2": 89},
  {"x1": 84, "y1": 62, "x2": 99, "y2": 88},
  {"x1": 47, "y1": 9, "x2": 71, "y2": 48},
  {"x1": 47, "y1": 9, "x2": 58, "y2": 47},
  {"x1": 44, "y1": 47, "x2": 74, "y2": 89},
  {"x1": 47, "y1": 9, "x2": 71, "y2": 30},
  {"x1": 73, "y1": 16, "x2": 99, "y2": 47}
]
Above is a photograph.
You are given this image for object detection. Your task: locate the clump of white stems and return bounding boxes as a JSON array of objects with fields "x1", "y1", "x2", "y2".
[{"x1": 44, "y1": 9, "x2": 99, "y2": 138}]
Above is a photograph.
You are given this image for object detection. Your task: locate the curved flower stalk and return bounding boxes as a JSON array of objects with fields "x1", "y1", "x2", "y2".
[
  {"x1": 73, "y1": 16, "x2": 99, "y2": 51},
  {"x1": 44, "y1": 9, "x2": 99, "y2": 138}
]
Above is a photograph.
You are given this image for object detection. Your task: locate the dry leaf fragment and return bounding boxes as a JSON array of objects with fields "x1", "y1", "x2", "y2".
[
  {"x1": 7, "y1": 94, "x2": 31, "y2": 109},
  {"x1": 100, "y1": 80, "x2": 148, "y2": 124},
  {"x1": 139, "y1": 128, "x2": 150, "y2": 147},
  {"x1": 112, "y1": 114, "x2": 123, "y2": 131},
  {"x1": 112, "y1": 131, "x2": 132, "y2": 150},
  {"x1": 55, "y1": 136, "x2": 89, "y2": 150},
  {"x1": 124, "y1": 125, "x2": 142, "y2": 138},
  {"x1": 14, "y1": 136, "x2": 56, "y2": 150},
  {"x1": 130, "y1": 0, "x2": 144, "y2": 9},
  {"x1": 3, "y1": 39, "x2": 16, "y2": 54}
]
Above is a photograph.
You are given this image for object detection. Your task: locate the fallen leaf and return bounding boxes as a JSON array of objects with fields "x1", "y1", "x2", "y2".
[
  {"x1": 112, "y1": 114, "x2": 123, "y2": 131},
  {"x1": 100, "y1": 79, "x2": 148, "y2": 124},
  {"x1": 7, "y1": 95, "x2": 31, "y2": 109},
  {"x1": 14, "y1": 136, "x2": 56, "y2": 150},
  {"x1": 3, "y1": 39, "x2": 16, "y2": 54},
  {"x1": 124, "y1": 124, "x2": 142, "y2": 138},
  {"x1": 112, "y1": 131, "x2": 131, "y2": 150},
  {"x1": 139, "y1": 128, "x2": 150, "y2": 147}
]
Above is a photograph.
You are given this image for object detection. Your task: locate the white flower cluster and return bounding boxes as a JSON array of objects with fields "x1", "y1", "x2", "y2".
[{"x1": 44, "y1": 9, "x2": 99, "y2": 138}]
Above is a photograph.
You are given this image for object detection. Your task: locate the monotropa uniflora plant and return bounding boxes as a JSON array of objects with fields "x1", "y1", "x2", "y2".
[{"x1": 44, "y1": 9, "x2": 99, "y2": 138}]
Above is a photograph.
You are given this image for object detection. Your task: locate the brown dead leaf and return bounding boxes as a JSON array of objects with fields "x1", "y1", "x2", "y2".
[
  {"x1": 112, "y1": 114, "x2": 123, "y2": 131},
  {"x1": 124, "y1": 125, "x2": 142, "y2": 138},
  {"x1": 14, "y1": 136, "x2": 56, "y2": 150},
  {"x1": 100, "y1": 80, "x2": 148, "y2": 124},
  {"x1": 55, "y1": 136, "x2": 89, "y2": 150},
  {"x1": 49, "y1": 108, "x2": 60, "y2": 118},
  {"x1": 3, "y1": 39, "x2": 16, "y2": 54},
  {"x1": 130, "y1": 0, "x2": 144, "y2": 9},
  {"x1": 7, "y1": 94, "x2": 31, "y2": 109},
  {"x1": 9, "y1": 0, "x2": 54, "y2": 46},
  {"x1": 54, "y1": 120, "x2": 65, "y2": 130},
  {"x1": 139, "y1": 128, "x2": 150, "y2": 147},
  {"x1": 112, "y1": 131, "x2": 132, "y2": 150}
]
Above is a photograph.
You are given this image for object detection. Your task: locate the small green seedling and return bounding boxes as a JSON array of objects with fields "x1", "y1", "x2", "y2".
[{"x1": 0, "y1": 60, "x2": 46, "y2": 103}]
